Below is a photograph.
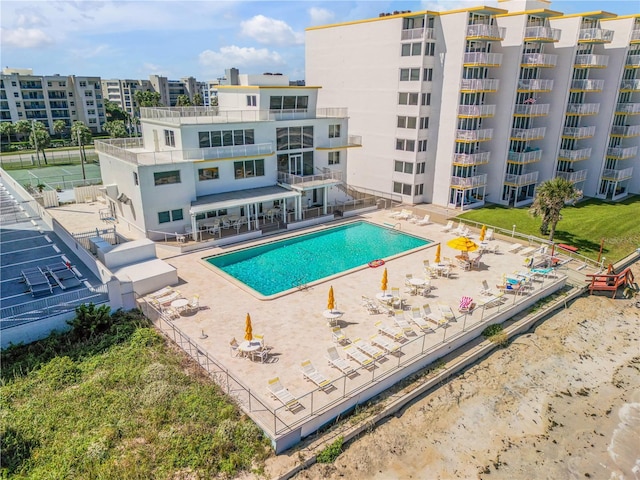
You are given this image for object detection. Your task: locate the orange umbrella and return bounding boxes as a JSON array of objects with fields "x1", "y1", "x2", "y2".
[
  {"x1": 328, "y1": 286, "x2": 335, "y2": 312},
  {"x1": 244, "y1": 313, "x2": 253, "y2": 341},
  {"x1": 479, "y1": 225, "x2": 487, "y2": 242},
  {"x1": 381, "y1": 268, "x2": 388, "y2": 293},
  {"x1": 435, "y1": 244, "x2": 441, "y2": 264}
]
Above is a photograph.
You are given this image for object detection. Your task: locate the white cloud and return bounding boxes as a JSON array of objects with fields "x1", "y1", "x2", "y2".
[
  {"x1": 240, "y1": 15, "x2": 304, "y2": 46},
  {"x1": 70, "y1": 44, "x2": 112, "y2": 59},
  {"x1": 141, "y1": 62, "x2": 172, "y2": 77},
  {"x1": 308, "y1": 7, "x2": 335, "y2": 26},
  {"x1": 0, "y1": 27, "x2": 54, "y2": 48},
  {"x1": 199, "y1": 45, "x2": 285, "y2": 70},
  {"x1": 15, "y1": 12, "x2": 49, "y2": 28}
]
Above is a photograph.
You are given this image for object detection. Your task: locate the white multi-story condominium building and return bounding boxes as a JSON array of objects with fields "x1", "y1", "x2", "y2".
[
  {"x1": 95, "y1": 74, "x2": 359, "y2": 240},
  {"x1": 101, "y1": 78, "x2": 154, "y2": 117},
  {"x1": 306, "y1": 0, "x2": 640, "y2": 209},
  {"x1": 149, "y1": 75, "x2": 200, "y2": 106},
  {"x1": 1, "y1": 68, "x2": 106, "y2": 133}
]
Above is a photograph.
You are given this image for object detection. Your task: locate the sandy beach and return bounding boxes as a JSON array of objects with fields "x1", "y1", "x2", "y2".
[{"x1": 294, "y1": 262, "x2": 640, "y2": 480}]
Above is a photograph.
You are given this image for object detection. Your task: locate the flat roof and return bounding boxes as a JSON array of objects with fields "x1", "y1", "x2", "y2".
[{"x1": 190, "y1": 185, "x2": 300, "y2": 214}]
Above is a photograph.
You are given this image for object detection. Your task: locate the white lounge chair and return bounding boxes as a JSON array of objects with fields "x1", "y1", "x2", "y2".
[
  {"x1": 362, "y1": 295, "x2": 383, "y2": 314},
  {"x1": 441, "y1": 220, "x2": 454, "y2": 232},
  {"x1": 405, "y1": 308, "x2": 432, "y2": 332},
  {"x1": 422, "y1": 304, "x2": 443, "y2": 326},
  {"x1": 331, "y1": 327, "x2": 349, "y2": 344},
  {"x1": 415, "y1": 214, "x2": 431, "y2": 226},
  {"x1": 267, "y1": 377, "x2": 301, "y2": 411},
  {"x1": 300, "y1": 360, "x2": 332, "y2": 390},
  {"x1": 480, "y1": 280, "x2": 495, "y2": 296},
  {"x1": 458, "y1": 296, "x2": 474, "y2": 313},
  {"x1": 507, "y1": 243, "x2": 523, "y2": 253},
  {"x1": 477, "y1": 292, "x2": 506, "y2": 308},
  {"x1": 519, "y1": 246, "x2": 537, "y2": 257},
  {"x1": 353, "y1": 338, "x2": 385, "y2": 360},
  {"x1": 393, "y1": 311, "x2": 414, "y2": 335},
  {"x1": 326, "y1": 346, "x2": 355, "y2": 375},
  {"x1": 186, "y1": 294, "x2": 199, "y2": 313},
  {"x1": 343, "y1": 345, "x2": 374, "y2": 368},
  {"x1": 375, "y1": 321, "x2": 404, "y2": 340},
  {"x1": 438, "y1": 304, "x2": 456, "y2": 322},
  {"x1": 370, "y1": 334, "x2": 401, "y2": 354}
]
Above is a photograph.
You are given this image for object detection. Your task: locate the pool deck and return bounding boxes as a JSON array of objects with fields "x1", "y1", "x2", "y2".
[{"x1": 46, "y1": 204, "x2": 595, "y2": 450}]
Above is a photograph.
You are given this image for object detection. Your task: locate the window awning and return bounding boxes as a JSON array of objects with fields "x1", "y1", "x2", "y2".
[{"x1": 189, "y1": 185, "x2": 300, "y2": 215}]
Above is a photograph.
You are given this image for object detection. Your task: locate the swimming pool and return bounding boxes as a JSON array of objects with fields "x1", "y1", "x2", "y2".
[{"x1": 205, "y1": 221, "x2": 430, "y2": 296}]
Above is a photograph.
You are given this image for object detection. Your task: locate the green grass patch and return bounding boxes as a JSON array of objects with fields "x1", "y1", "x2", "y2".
[
  {"x1": 458, "y1": 197, "x2": 640, "y2": 263},
  {"x1": 316, "y1": 436, "x2": 343, "y2": 463},
  {"x1": 1, "y1": 309, "x2": 270, "y2": 479}
]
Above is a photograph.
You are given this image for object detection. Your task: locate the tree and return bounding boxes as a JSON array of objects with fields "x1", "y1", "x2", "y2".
[
  {"x1": 175, "y1": 94, "x2": 191, "y2": 107},
  {"x1": 104, "y1": 100, "x2": 128, "y2": 122},
  {"x1": 0, "y1": 122, "x2": 15, "y2": 151},
  {"x1": 53, "y1": 120, "x2": 67, "y2": 139},
  {"x1": 529, "y1": 177, "x2": 582, "y2": 241},
  {"x1": 133, "y1": 90, "x2": 162, "y2": 109},
  {"x1": 14, "y1": 120, "x2": 32, "y2": 142},
  {"x1": 71, "y1": 121, "x2": 92, "y2": 180},
  {"x1": 102, "y1": 120, "x2": 128, "y2": 138},
  {"x1": 192, "y1": 92, "x2": 203, "y2": 106},
  {"x1": 29, "y1": 122, "x2": 51, "y2": 165}
]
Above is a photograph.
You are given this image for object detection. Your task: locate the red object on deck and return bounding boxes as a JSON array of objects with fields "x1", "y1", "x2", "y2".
[{"x1": 557, "y1": 244, "x2": 578, "y2": 253}]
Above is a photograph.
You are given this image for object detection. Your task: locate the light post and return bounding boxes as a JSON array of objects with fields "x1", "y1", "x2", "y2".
[
  {"x1": 77, "y1": 128, "x2": 86, "y2": 181},
  {"x1": 31, "y1": 119, "x2": 40, "y2": 167}
]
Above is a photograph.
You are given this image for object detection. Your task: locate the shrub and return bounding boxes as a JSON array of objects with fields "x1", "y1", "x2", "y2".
[
  {"x1": 482, "y1": 324, "x2": 508, "y2": 347},
  {"x1": 317, "y1": 436, "x2": 343, "y2": 463}
]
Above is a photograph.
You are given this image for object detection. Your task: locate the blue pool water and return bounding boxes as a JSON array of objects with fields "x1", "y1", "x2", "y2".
[{"x1": 206, "y1": 222, "x2": 430, "y2": 296}]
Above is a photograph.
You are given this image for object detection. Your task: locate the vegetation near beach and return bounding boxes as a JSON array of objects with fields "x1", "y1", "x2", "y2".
[{"x1": 1, "y1": 307, "x2": 270, "y2": 479}]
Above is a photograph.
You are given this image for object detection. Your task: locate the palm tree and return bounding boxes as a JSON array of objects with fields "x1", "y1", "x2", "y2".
[
  {"x1": 175, "y1": 94, "x2": 191, "y2": 107},
  {"x1": 0, "y1": 122, "x2": 15, "y2": 151},
  {"x1": 71, "y1": 121, "x2": 92, "y2": 180},
  {"x1": 14, "y1": 120, "x2": 32, "y2": 142},
  {"x1": 29, "y1": 122, "x2": 51, "y2": 165},
  {"x1": 529, "y1": 177, "x2": 581, "y2": 241},
  {"x1": 53, "y1": 120, "x2": 67, "y2": 139}
]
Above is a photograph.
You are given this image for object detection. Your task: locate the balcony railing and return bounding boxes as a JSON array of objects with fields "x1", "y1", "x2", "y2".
[
  {"x1": 566, "y1": 103, "x2": 600, "y2": 115},
  {"x1": 524, "y1": 26, "x2": 561, "y2": 42},
  {"x1": 24, "y1": 104, "x2": 47, "y2": 110},
  {"x1": 632, "y1": 29, "x2": 640, "y2": 43},
  {"x1": 620, "y1": 80, "x2": 640, "y2": 91},
  {"x1": 466, "y1": 24, "x2": 505, "y2": 40},
  {"x1": 602, "y1": 167, "x2": 633, "y2": 181},
  {"x1": 450, "y1": 173, "x2": 488, "y2": 188},
  {"x1": 606, "y1": 146, "x2": 638, "y2": 159},
  {"x1": 507, "y1": 149, "x2": 543, "y2": 164},
  {"x1": 513, "y1": 103, "x2": 550, "y2": 116},
  {"x1": 625, "y1": 55, "x2": 640, "y2": 68},
  {"x1": 278, "y1": 170, "x2": 343, "y2": 186},
  {"x1": 521, "y1": 53, "x2": 558, "y2": 67},
  {"x1": 317, "y1": 135, "x2": 362, "y2": 148},
  {"x1": 455, "y1": 129, "x2": 493, "y2": 142},
  {"x1": 452, "y1": 151, "x2": 490, "y2": 166},
  {"x1": 401, "y1": 27, "x2": 435, "y2": 40},
  {"x1": 460, "y1": 78, "x2": 499, "y2": 92},
  {"x1": 556, "y1": 169, "x2": 588, "y2": 183},
  {"x1": 578, "y1": 28, "x2": 614, "y2": 43},
  {"x1": 558, "y1": 147, "x2": 592, "y2": 162},
  {"x1": 570, "y1": 79, "x2": 604, "y2": 92},
  {"x1": 574, "y1": 54, "x2": 609, "y2": 68},
  {"x1": 463, "y1": 52, "x2": 503, "y2": 67},
  {"x1": 183, "y1": 142, "x2": 275, "y2": 161},
  {"x1": 615, "y1": 102, "x2": 640, "y2": 114},
  {"x1": 562, "y1": 125, "x2": 596, "y2": 139},
  {"x1": 610, "y1": 125, "x2": 640, "y2": 137},
  {"x1": 457, "y1": 105, "x2": 496, "y2": 117},
  {"x1": 510, "y1": 127, "x2": 546, "y2": 141},
  {"x1": 504, "y1": 171, "x2": 539, "y2": 186},
  {"x1": 517, "y1": 79, "x2": 554, "y2": 92}
]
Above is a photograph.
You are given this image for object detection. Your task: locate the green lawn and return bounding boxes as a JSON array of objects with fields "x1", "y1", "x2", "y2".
[
  {"x1": 1, "y1": 309, "x2": 270, "y2": 479},
  {"x1": 458, "y1": 196, "x2": 640, "y2": 264}
]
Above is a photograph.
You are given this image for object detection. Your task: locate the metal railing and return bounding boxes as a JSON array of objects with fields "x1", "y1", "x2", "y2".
[
  {"x1": 562, "y1": 125, "x2": 596, "y2": 138},
  {"x1": 466, "y1": 24, "x2": 505, "y2": 39},
  {"x1": 518, "y1": 79, "x2": 554, "y2": 91},
  {"x1": 400, "y1": 27, "x2": 435, "y2": 40},
  {"x1": 621, "y1": 80, "x2": 640, "y2": 91},
  {"x1": 610, "y1": 125, "x2": 640, "y2": 137},
  {"x1": 463, "y1": 52, "x2": 503, "y2": 66},
  {"x1": 574, "y1": 54, "x2": 609, "y2": 68},
  {"x1": 571, "y1": 79, "x2": 604, "y2": 91},
  {"x1": 317, "y1": 135, "x2": 362, "y2": 149},
  {"x1": 513, "y1": 103, "x2": 550, "y2": 116},
  {"x1": 504, "y1": 171, "x2": 539, "y2": 186},
  {"x1": 183, "y1": 142, "x2": 274, "y2": 161},
  {"x1": 625, "y1": 55, "x2": 640, "y2": 67},
  {"x1": 452, "y1": 151, "x2": 490, "y2": 166},
  {"x1": 615, "y1": 103, "x2": 640, "y2": 114},
  {"x1": 556, "y1": 169, "x2": 588, "y2": 183},
  {"x1": 460, "y1": 78, "x2": 499, "y2": 92},
  {"x1": 558, "y1": 147, "x2": 591, "y2": 161},
  {"x1": 450, "y1": 174, "x2": 487, "y2": 188},
  {"x1": 579, "y1": 28, "x2": 614, "y2": 42},
  {"x1": 524, "y1": 26, "x2": 561, "y2": 42},
  {"x1": 508, "y1": 149, "x2": 542, "y2": 164},
  {"x1": 606, "y1": 146, "x2": 638, "y2": 159},
  {"x1": 457, "y1": 105, "x2": 496, "y2": 117},
  {"x1": 455, "y1": 129, "x2": 493, "y2": 142},
  {"x1": 278, "y1": 170, "x2": 343, "y2": 186},
  {"x1": 566, "y1": 103, "x2": 600, "y2": 115},
  {"x1": 521, "y1": 53, "x2": 558, "y2": 67},
  {"x1": 601, "y1": 167, "x2": 633, "y2": 181},
  {"x1": 511, "y1": 127, "x2": 546, "y2": 140}
]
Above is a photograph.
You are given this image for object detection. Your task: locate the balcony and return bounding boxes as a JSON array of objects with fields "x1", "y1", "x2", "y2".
[
  {"x1": 401, "y1": 27, "x2": 435, "y2": 40},
  {"x1": 316, "y1": 135, "x2": 363, "y2": 149},
  {"x1": 606, "y1": 146, "x2": 638, "y2": 160},
  {"x1": 524, "y1": 26, "x2": 561, "y2": 43},
  {"x1": 620, "y1": 80, "x2": 640, "y2": 92},
  {"x1": 455, "y1": 129, "x2": 493, "y2": 142},
  {"x1": 556, "y1": 169, "x2": 588, "y2": 184},
  {"x1": 48, "y1": 92, "x2": 67, "y2": 99},
  {"x1": 460, "y1": 78, "x2": 499, "y2": 92},
  {"x1": 517, "y1": 79, "x2": 554, "y2": 92},
  {"x1": 504, "y1": 171, "x2": 539, "y2": 186},
  {"x1": 507, "y1": 149, "x2": 543, "y2": 164},
  {"x1": 457, "y1": 105, "x2": 496, "y2": 118},
  {"x1": 510, "y1": 127, "x2": 546, "y2": 141},
  {"x1": 452, "y1": 151, "x2": 490, "y2": 166},
  {"x1": 521, "y1": 53, "x2": 558, "y2": 68},
  {"x1": 466, "y1": 24, "x2": 505, "y2": 41},
  {"x1": 278, "y1": 170, "x2": 343, "y2": 189},
  {"x1": 601, "y1": 167, "x2": 633, "y2": 181},
  {"x1": 562, "y1": 125, "x2": 596, "y2": 139},
  {"x1": 625, "y1": 55, "x2": 640, "y2": 68},
  {"x1": 566, "y1": 103, "x2": 600, "y2": 116},
  {"x1": 513, "y1": 103, "x2": 550, "y2": 117},
  {"x1": 632, "y1": 29, "x2": 640, "y2": 43},
  {"x1": 558, "y1": 147, "x2": 592, "y2": 162},
  {"x1": 183, "y1": 142, "x2": 275, "y2": 161},
  {"x1": 463, "y1": 52, "x2": 503, "y2": 67},
  {"x1": 578, "y1": 28, "x2": 614, "y2": 43},
  {"x1": 574, "y1": 54, "x2": 609, "y2": 69},
  {"x1": 24, "y1": 103, "x2": 47, "y2": 110},
  {"x1": 570, "y1": 79, "x2": 604, "y2": 92},
  {"x1": 19, "y1": 82, "x2": 43, "y2": 89},
  {"x1": 610, "y1": 125, "x2": 640, "y2": 138},
  {"x1": 450, "y1": 174, "x2": 488, "y2": 189},
  {"x1": 615, "y1": 103, "x2": 640, "y2": 115},
  {"x1": 22, "y1": 93, "x2": 44, "y2": 100}
]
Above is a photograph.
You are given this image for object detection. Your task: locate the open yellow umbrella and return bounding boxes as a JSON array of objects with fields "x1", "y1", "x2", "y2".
[
  {"x1": 381, "y1": 268, "x2": 388, "y2": 293},
  {"x1": 479, "y1": 225, "x2": 487, "y2": 242},
  {"x1": 446, "y1": 237, "x2": 478, "y2": 259},
  {"x1": 327, "y1": 286, "x2": 335, "y2": 312},
  {"x1": 435, "y1": 244, "x2": 441, "y2": 264},
  {"x1": 244, "y1": 313, "x2": 253, "y2": 341}
]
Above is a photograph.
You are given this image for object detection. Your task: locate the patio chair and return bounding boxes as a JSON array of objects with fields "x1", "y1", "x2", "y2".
[
  {"x1": 186, "y1": 294, "x2": 200, "y2": 313},
  {"x1": 162, "y1": 306, "x2": 180, "y2": 320},
  {"x1": 405, "y1": 308, "x2": 432, "y2": 332},
  {"x1": 477, "y1": 292, "x2": 506, "y2": 308},
  {"x1": 331, "y1": 327, "x2": 349, "y2": 344},
  {"x1": 453, "y1": 222, "x2": 466, "y2": 235},
  {"x1": 507, "y1": 243, "x2": 523, "y2": 253},
  {"x1": 458, "y1": 296, "x2": 475, "y2": 313},
  {"x1": 390, "y1": 287, "x2": 403, "y2": 309},
  {"x1": 470, "y1": 254, "x2": 483, "y2": 270},
  {"x1": 370, "y1": 334, "x2": 401, "y2": 355},
  {"x1": 326, "y1": 346, "x2": 355, "y2": 375},
  {"x1": 361, "y1": 295, "x2": 383, "y2": 315},
  {"x1": 267, "y1": 377, "x2": 301, "y2": 411},
  {"x1": 253, "y1": 348, "x2": 270, "y2": 363},
  {"x1": 253, "y1": 334, "x2": 265, "y2": 348},
  {"x1": 415, "y1": 214, "x2": 431, "y2": 226},
  {"x1": 480, "y1": 280, "x2": 495, "y2": 296},
  {"x1": 229, "y1": 337, "x2": 240, "y2": 357},
  {"x1": 393, "y1": 313, "x2": 414, "y2": 336},
  {"x1": 485, "y1": 228, "x2": 494, "y2": 241},
  {"x1": 441, "y1": 220, "x2": 454, "y2": 232},
  {"x1": 422, "y1": 304, "x2": 442, "y2": 325},
  {"x1": 375, "y1": 320, "x2": 404, "y2": 340},
  {"x1": 343, "y1": 345, "x2": 374, "y2": 368},
  {"x1": 353, "y1": 338, "x2": 385, "y2": 360},
  {"x1": 300, "y1": 360, "x2": 332, "y2": 390},
  {"x1": 438, "y1": 304, "x2": 456, "y2": 323},
  {"x1": 519, "y1": 246, "x2": 537, "y2": 257}
]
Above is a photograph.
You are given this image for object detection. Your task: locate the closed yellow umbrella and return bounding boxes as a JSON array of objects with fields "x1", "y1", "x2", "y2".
[
  {"x1": 244, "y1": 313, "x2": 253, "y2": 341},
  {"x1": 480, "y1": 225, "x2": 487, "y2": 242},
  {"x1": 435, "y1": 244, "x2": 441, "y2": 264},
  {"x1": 328, "y1": 286, "x2": 335, "y2": 312},
  {"x1": 381, "y1": 268, "x2": 388, "y2": 293}
]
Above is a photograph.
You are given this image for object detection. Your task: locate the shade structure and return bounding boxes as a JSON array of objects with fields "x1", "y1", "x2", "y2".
[
  {"x1": 479, "y1": 225, "x2": 487, "y2": 242},
  {"x1": 244, "y1": 313, "x2": 253, "y2": 341},
  {"x1": 435, "y1": 244, "x2": 441, "y2": 264},
  {"x1": 381, "y1": 268, "x2": 388, "y2": 293},
  {"x1": 328, "y1": 286, "x2": 335, "y2": 312},
  {"x1": 447, "y1": 237, "x2": 479, "y2": 255}
]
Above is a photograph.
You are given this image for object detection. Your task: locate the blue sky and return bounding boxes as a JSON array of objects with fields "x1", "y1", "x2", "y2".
[{"x1": 1, "y1": 1, "x2": 637, "y2": 82}]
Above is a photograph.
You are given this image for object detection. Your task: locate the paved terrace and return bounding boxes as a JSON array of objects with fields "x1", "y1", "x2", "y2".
[{"x1": 47, "y1": 204, "x2": 598, "y2": 450}]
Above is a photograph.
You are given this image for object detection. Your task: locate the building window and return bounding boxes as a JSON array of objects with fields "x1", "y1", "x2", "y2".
[
  {"x1": 421, "y1": 93, "x2": 431, "y2": 106},
  {"x1": 171, "y1": 208, "x2": 183, "y2": 221},
  {"x1": 154, "y1": 170, "x2": 181, "y2": 185},
  {"x1": 398, "y1": 92, "x2": 419, "y2": 105},
  {"x1": 394, "y1": 160, "x2": 414, "y2": 174},
  {"x1": 247, "y1": 95, "x2": 256, "y2": 106},
  {"x1": 401, "y1": 43, "x2": 422, "y2": 56},
  {"x1": 420, "y1": 117, "x2": 429, "y2": 129},
  {"x1": 164, "y1": 129, "x2": 175, "y2": 147},
  {"x1": 328, "y1": 151, "x2": 340, "y2": 165},
  {"x1": 276, "y1": 126, "x2": 313, "y2": 150},
  {"x1": 133, "y1": 172, "x2": 139, "y2": 185},
  {"x1": 418, "y1": 140, "x2": 428, "y2": 152},
  {"x1": 417, "y1": 162, "x2": 426, "y2": 174},
  {"x1": 86, "y1": 100, "x2": 94, "y2": 106},
  {"x1": 84, "y1": 91, "x2": 93, "y2": 97},
  {"x1": 423, "y1": 68, "x2": 433, "y2": 82},
  {"x1": 416, "y1": 183, "x2": 424, "y2": 195},
  {"x1": 269, "y1": 95, "x2": 308, "y2": 110},
  {"x1": 396, "y1": 139, "x2": 415, "y2": 152},
  {"x1": 329, "y1": 124, "x2": 341, "y2": 138},
  {"x1": 14, "y1": 92, "x2": 19, "y2": 97},
  {"x1": 87, "y1": 109, "x2": 96, "y2": 115},
  {"x1": 157, "y1": 209, "x2": 183, "y2": 224},
  {"x1": 15, "y1": 102, "x2": 21, "y2": 107},
  {"x1": 79, "y1": 81, "x2": 87, "y2": 87},
  {"x1": 400, "y1": 68, "x2": 420, "y2": 81},
  {"x1": 397, "y1": 116, "x2": 417, "y2": 129},
  {"x1": 234, "y1": 159, "x2": 265, "y2": 179},
  {"x1": 88, "y1": 118, "x2": 96, "y2": 124},
  {"x1": 11, "y1": 81, "x2": 16, "y2": 86},
  {"x1": 393, "y1": 182, "x2": 412, "y2": 196},
  {"x1": 59, "y1": 81, "x2": 66, "y2": 87},
  {"x1": 47, "y1": 81, "x2": 52, "y2": 87},
  {"x1": 198, "y1": 129, "x2": 254, "y2": 148},
  {"x1": 424, "y1": 43, "x2": 435, "y2": 56},
  {"x1": 198, "y1": 167, "x2": 219, "y2": 180}
]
